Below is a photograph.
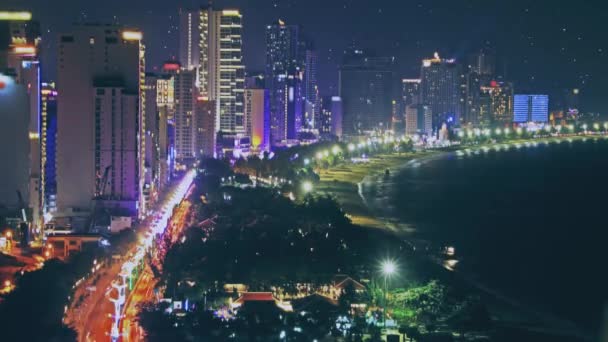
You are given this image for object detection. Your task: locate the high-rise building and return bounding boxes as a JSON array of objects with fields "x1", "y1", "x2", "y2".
[
  {"x1": 402, "y1": 79, "x2": 421, "y2": 107},
  {"x1": 56, "y1": 25, "x2": 145, "y2": 218},
  {"x1": 41, "y1": 83, "x2": 58, "y2": 214},
  {"x1": 0, "y1": 11, "x2": 43, "y2": 233},
  {"x1": 164, "y1": 64, "x2": 197, "y2": 163},
  {"x1": 480, "y1": 81, "x2": 514, "y2": 125},
  {"x1": 197, "y1": 7, "x2": 245, "y2": 136},
  {"x1": 513, "y1": 95, "x2": 549, "y2": 123},
  {"x1": 319, "y1": 96, "x2": 343, "y2": 138},
  {"x1": 339, "y1": 49, "x2": 394, "y2": 136},
  {"x1": 178, "y1": 9, "x2": 200, "y2": 70},
  {"x1": 304, "y1": 48, "x2": 320, "y2": 129},
  {"x1": 265, "y1": 20, "x2": 304, "y2": 144},
  {"x1": 244, "y1": 88, "x2": 270, "y2": 152},
  {"x1": 143, "y1": 73, "x2": 160, "y2": 205},
  {"x1": 156, "y1": 66, "x2": 175, "y2": 185},
  {"x1": 405, "y1": 104, "x2": 432, "y2": 136},
  {"x1": 467, "y1": 49, "x2": 495, "y2": 77},
  {"x1": 420, "y1": 53, "x2": 461, "y2": 129},
  {"x1": 195, "y1": 97, "x2": 216, "y2": 158}
]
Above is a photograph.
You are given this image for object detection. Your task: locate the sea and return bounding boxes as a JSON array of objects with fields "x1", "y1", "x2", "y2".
[{"x1": 361, "y1": 137, "x2": 608, "y2": 338}]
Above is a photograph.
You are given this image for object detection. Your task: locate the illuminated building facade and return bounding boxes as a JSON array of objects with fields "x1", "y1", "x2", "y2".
[
  {"x1": 265, "y1": 21, "x2": 304, "y2": 144},
  {"x1": 56, "y1": 25, "x2": 145, "y2": 218},
  {"x1": 199, "y1": 7, "x2": 245, "y2": 136},
  {"x1": 143, "y1": 73, "x2": 160, "y2": 206},
  {"x1": 480, "y1": 81, "x2": 514, "y2": 125},
  {"x1": 178, "y1": 9, "x2": 200, "y2": 70},
  {"x1": 319, "y1": 96, "x2": 343, "y2": 138},
  {"x1": 339, "y1": 49, "x2": 394, "y2": 136},
  {"x1": 41, "y1": 83, "x2": 58, "y2": 214},
  {"x1": 304, "y1": 48, "x2": 320, "y2": 129},
  {"x1": 514, "y1": 95, "x2": 549, "y2": 123},
  {"x1": 156, "y1": 71, "x2": 175, "y2": 186},
  {"x1": 0, "y1": 11, "x2": 43, "y2": 233},
  {"x1": 195, "y1": 97, "x2": 216, "y2": 157},
  {"x1": 245, "y1": 88, "x2": 270, "y2": 152},
  {"x1": 420, "y1": 53, "x2": 461, "y2": 129},
  {"x1": 405, "y1": 104, "x2": 432, "y2": 136},
  {"x1": 163, "y1": 65, "x2": 197, "y2": 163}
]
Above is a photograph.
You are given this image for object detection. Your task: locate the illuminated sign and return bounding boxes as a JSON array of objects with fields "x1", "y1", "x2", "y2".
[
  {"x1": 121, "y1": 31, "x2": 142, "y2": 41},
  {"x1": 0, "y1": 11, "x2": 32, "y2": 21},
  {"x1": 162, "y1": 62, "x2": 180, "y2": 71},
  {"x1": 222, "y1": 10, "x2": 241, "y2": 16},
  {"x1": 13, "y1": 46, "x2": 36, "y2": 55}
]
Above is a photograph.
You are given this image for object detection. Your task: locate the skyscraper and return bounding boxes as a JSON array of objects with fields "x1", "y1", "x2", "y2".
[
  {"x1": 0, "y1": 11, "x2": 43, "y2": 232},
  {"x1": 56, "y1": 25, "x2": 145, "y2": 218},
  {"x1": 303, "y1": 48, "x2": 320, "y2": 129},
  {"x1": 143, "y1": 73, "x2": 161, "y2": 205},
  {"x1": 405, "y1": 104, "x2": 432, "y2": 136},
  {"x1": 195, "y1": 97, "x2": 216, "y2": 158},
  {"x1": 178, "y1": 9, "x2": 200, "y2": 70},
  {"x1": 339, "y1": 49, "x2": 394, "y2": 136},
  {"x1": 319, "y1": 96, "x2": 343, "y2": 138},
  {"x1": 513, "y1": 95, "x2": 549, "y2": 123},
  {"x1": 164, "y1": 64, "x2": 197, "y2": 163},
  {"x1": 198, "y1": 7, "x2": 245, "y2": 136},
  {"x1": 420, "y1": 53, "x2": 461, "y2": 129},
  {"x1": 157, "y1": 65, "x2": 176, "y2": 186},
  {"x1": 41, "y1": 83, "x2": 58, "y2": 214},
  {"x1": 265, "y1": 20, "x2": 304, "y2": 144},
  {"x1": 480, "y1": 81, "x2": 514, "y2": 125},
  {"x1": 402, "y1": 79, "x2": 421, "y2": 107}
]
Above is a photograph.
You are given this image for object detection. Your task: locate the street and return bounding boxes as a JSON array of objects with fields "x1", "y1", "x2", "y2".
[{"x1": 65, "y1": 171, "x2": 196, "y2": 342}]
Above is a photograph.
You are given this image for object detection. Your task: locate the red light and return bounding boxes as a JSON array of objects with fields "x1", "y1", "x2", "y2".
[
  {"x1": 490, "y1": 80, "x2": 498, "y2": 88},
  {"x1": 0, "y1": 81, "x2": 5, "y2": 90},
  {"x1": 163, "y1": 63, "x2": 180, "y2": 71}
]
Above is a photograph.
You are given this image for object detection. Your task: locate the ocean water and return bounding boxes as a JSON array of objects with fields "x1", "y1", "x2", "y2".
[{"x1": 362, "y1": 138, "x2": 608, "y2": 335}]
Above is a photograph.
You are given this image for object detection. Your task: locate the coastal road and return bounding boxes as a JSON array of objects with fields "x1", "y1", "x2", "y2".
[{"x1": 68, "y1": 171, "x2": 196, "y2": 341}]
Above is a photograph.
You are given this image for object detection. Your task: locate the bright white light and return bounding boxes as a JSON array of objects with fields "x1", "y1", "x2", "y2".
[
  {"x1": 302, "y1": 181, "x2": 313, "y2": 193},
  {"x1": 332, "y1": 145, "x2": 341, "y2": 155},
  {"x1": 347, "y1": 143, "x2": 355, "y2": 152},
  {"x1": 303, "y1": 158, "x2": 310, "y2": 165},
  {"x1": 381, "y1": 260, "x2": 396, "y2": 276},
  {"x1": 316, "y1": 152, "x2": 323, "y2": 159}
]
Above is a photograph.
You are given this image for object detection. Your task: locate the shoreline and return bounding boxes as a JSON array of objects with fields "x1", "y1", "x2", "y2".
[
  {"x1": 317, "y1": 135, "x2": 602, "y2": 341},
  {"x1": 318, "y1": 134, "x2": 606, "y2": 231}
]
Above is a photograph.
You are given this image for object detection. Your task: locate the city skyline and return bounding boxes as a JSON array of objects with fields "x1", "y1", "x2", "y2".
[{"x1": 4, "y1": 0, "x2": 607, "y2": 113}]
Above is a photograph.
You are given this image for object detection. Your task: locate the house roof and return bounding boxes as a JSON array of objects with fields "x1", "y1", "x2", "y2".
[
  {"x1": 333, "y1": 275, "x2": 366, "y2": 291},
  {"x1": 233, "y1": 292, "x2": 276, "y2": 305}
]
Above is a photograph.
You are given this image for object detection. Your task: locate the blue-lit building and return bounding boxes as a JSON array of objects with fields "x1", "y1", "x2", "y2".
[
  {"x1": 265, "y1": 20, "x2": 304, "y2": 145},
  {"x1": 513, "y1": 95, "x2": 549, "y2": 123},
  {"x1": 41, "y1": 83, "x2": 58, "y2": 213}
]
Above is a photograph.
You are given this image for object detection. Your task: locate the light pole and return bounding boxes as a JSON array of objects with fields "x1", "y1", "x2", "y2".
[{"x1": 381, "y1": 260, "x2": 396, "y2": 329}]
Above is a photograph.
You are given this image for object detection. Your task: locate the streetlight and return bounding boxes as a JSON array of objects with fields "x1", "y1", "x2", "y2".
[
  {"x1": 380, "y1": 260, "x2": 397, "y2": 329},
  {"x1": 301, "y1": 181, "x2": 313, "y2": 194},
  {"x1": 332, "y1": 145, "x2": 341, "y2": 155},
  {"x1": 347, "y1": 143, "x2": 355, "y2": 152}
]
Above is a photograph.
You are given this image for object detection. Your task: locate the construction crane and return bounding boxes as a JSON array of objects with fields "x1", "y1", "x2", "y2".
[
  {"x1": 97, "y1": 165, "x2": 112, "y2": 198},
  {"x1": 90, "y1": 165, "x2": 112, "y2": 233},
  {"x1": 16, "y1": 190, "x2": 29, "y2": 247}
]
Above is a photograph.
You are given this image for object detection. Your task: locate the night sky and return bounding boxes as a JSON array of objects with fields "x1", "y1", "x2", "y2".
[{"x1": 8, "y1": 0, "x2": 608, "y2": 113}]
